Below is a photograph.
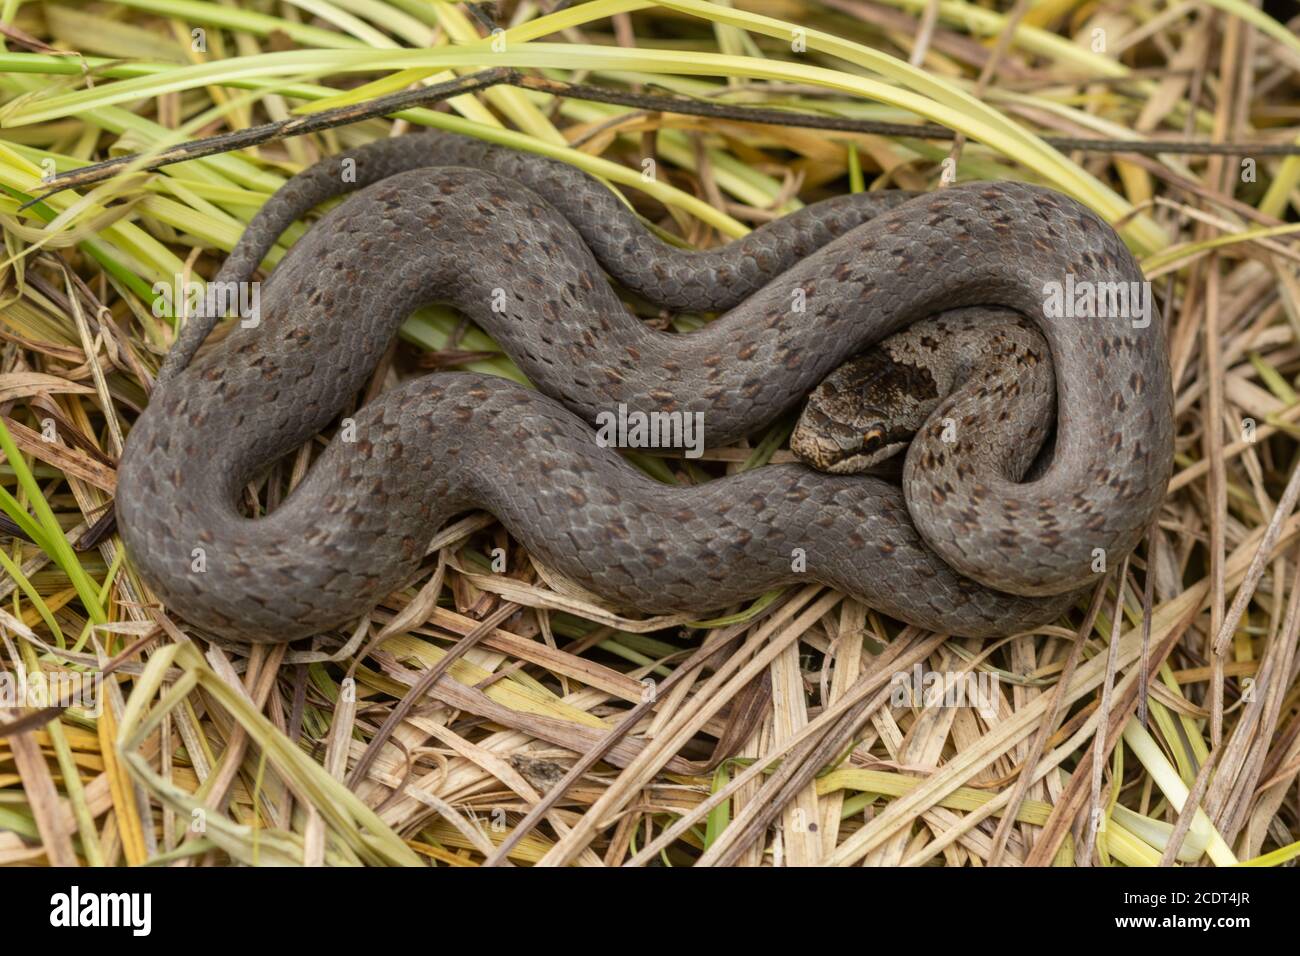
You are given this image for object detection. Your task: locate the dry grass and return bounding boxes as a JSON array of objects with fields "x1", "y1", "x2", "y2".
[{"x1": 2, "y1": 0, "x2": 1300, "y2": 867}]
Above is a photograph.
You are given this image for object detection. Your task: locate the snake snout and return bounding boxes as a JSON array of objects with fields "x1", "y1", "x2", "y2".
[
  {"x1": 791, "y1": 401, "x2": 911, "y2": 475},
  {"x1": 791, "y1": 346, "x2": 934, "y2": 474}
]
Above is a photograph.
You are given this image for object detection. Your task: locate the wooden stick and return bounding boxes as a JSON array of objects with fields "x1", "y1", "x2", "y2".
[{"x1": 22, "y1": 68, "x2": 1300, "y2": 209}]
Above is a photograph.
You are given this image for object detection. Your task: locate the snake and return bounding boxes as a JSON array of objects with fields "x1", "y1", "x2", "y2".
[{"x1": 115, "y1": 130, "x2": 1174, "y2": 643}]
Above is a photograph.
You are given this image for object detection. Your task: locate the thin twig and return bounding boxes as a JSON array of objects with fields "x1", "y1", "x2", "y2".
[
  {"x1": 1023, "y1": 602, "x2": 1199, "y2": 865},
  {"x1": 944, "y1": 0, "x2": 1031, "y2": 175},
  {"x1": 695, "y1": 629, "x2": 949, "y2": 867},
  {"x1": 987, "y1": 580, "x2": 1108, "y2": 866},
  {"x1": 346, "y1": 600, "x2": 520, "y2": 788},
  {"x1": 1080, "y1": 554, "x2": 1131, "y2": 866},
  {"x1": 21, "y1": 68, "x2": 1300, "y2": 208},
  {"x1": 1157, "y1": 746, "x2": 1221, "y2": 866},
  {"x1": 1138, "y1": 525, "x2": 1157, "y2": 727},
  {"x1": 479, "y1": 604, "x2": 772, "y2": 866},
  {"x1": 1211, "y1": 456, "x2": 1300, "y2": 657}
]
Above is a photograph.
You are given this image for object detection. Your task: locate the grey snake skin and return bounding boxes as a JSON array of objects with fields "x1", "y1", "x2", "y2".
[{"x1": 116, "y1": 131, "x2": 1174, "y2": 642}]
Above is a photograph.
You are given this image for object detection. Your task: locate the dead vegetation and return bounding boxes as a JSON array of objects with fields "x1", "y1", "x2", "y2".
[{"x1": 1, "y1": 0, "x2": 1300, "y2": 866}]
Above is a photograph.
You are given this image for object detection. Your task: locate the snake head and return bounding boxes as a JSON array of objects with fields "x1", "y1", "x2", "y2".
[{"x1": 790, "y1": 349, "x2": 940, "y2": 475}]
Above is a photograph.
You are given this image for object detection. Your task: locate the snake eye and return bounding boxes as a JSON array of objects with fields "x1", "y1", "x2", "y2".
[{"x1": 861, "y1": 426, "x2": 885, "y2": 449}]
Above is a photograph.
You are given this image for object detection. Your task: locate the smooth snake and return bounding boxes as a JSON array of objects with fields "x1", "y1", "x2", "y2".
[{"x1": 115, "y1": 131, "x2": 1174, "y2": 643}]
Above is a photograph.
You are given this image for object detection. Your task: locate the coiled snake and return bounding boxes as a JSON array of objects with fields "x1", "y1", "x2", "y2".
[{"x1": 116, "y1": 131, "x2": 1173, "y2": 643}]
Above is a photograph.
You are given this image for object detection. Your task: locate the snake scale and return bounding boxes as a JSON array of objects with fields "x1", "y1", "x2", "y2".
[{"x1": 116, "y1": 131, "x2": 1174, "y2": 643}]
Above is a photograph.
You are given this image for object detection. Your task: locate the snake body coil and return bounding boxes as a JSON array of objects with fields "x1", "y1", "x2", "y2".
[{"x1": 116, "y1": 132, "x2": 1173, "y2": 642}]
